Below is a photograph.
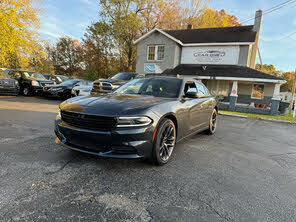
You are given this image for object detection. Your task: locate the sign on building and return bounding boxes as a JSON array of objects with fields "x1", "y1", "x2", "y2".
[
  {"x1": 181, "y1": 46, "x2": 240, "y2": 65},
  {"x1": 144, "y1": 63, "x2": 162, "y2": 73}
]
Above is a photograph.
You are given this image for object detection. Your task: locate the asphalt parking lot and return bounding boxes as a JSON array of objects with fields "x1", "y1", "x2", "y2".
[{"x1": 1, "y1": 96, "x2": 296, "y2": 221}]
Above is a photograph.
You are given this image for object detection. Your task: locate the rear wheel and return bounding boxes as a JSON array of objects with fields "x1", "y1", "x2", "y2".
[
  {"x1": 206, "y1": 109, "x2": 218, "y2": 135},
  {"x1": 151, "y1": 119, "x2": 176, "y2": 165},
  {"x1": 23, "y1": 86, "x2": 31, "y2": 96}
]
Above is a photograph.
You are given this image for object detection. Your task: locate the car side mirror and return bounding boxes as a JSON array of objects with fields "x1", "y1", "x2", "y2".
[{"x1": 184, "y1": 91, "x2": 199, "y2": 99}]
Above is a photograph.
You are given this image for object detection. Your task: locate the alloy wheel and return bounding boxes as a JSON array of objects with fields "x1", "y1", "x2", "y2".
[
  {"x1": 23, "y1": 87, "x2": 29, "y2": 96},
  {"x1": 211, "y1": 111, "x2": 217, "y2": 132},
  {"x1": 159, "y1": 123, "x2": 176, "y2": 161}
]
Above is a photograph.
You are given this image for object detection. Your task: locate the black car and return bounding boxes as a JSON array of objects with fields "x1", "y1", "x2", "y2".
[
  {"x1": 7, "y1": 70, "x2": 54, "y2": 96},
  {"x1": 91, "y1": 73, "x2": 138, "y2": 93},
  {"x1": 0, "y1": 69, "x2": 20, "y2": 95},
  {"x1": 43, "y1": 79, "x2": 84, "y2": 100},
  {"x1": 55, "y1": 77, "x2": 218, "y2": 165},
  {"x1": 43, "y1": 74, "x2": 69, "y2": 84}
]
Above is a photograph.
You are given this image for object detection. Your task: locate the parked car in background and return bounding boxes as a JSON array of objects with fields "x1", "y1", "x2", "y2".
[
  {"x1": 91, "y1": 73, "x2": 138, "y2": 94},
  {"x1": 43, "y1": 79, "x2": 85, "y2": 100},
  {"x1": 0, "y1": 69, "x2": 20, "y2": 95},
  {"x1": 43, "y1": 74, "x2": 69, "y2": 84},
  {"x1": 55, "y1": 77, "x2": 218, "y2": 165},
  {"x1": 71, "y1": 81, "x2": 93, "y2": 97},
  {"x1": 7, "y1": 70, "x2": 54, "y2": 96}
]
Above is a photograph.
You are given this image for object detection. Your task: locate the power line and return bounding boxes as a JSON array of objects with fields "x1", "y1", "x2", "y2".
[{"x1": 240, "y1": 0, "x2": 296, "y2": 24}]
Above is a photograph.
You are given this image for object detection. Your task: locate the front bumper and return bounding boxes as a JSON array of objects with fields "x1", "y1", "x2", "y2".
[
  {"x1": 0, "y1": 87, "x2": 19, "y2": 95},
  {"x1": 43, "y1": 89, "x2": 63, "y2": 98},
  {"x1": 54, "y1": 117, "x2": 154, "y2": 159},
  {"x1": 32, "y1": 86, "x2": 44, "y2": 94}
]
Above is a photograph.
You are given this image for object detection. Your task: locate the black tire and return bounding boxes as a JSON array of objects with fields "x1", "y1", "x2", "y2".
[
  {"x1": 151, "y1": 118, "x2": 176, "y2": 166},
  {"x1": 61, "y1": 91, "x2": 71, "y2": 101},
  {"x1": 206, "y1": 109, "x2": 218, "y2": 135},
  {"x1": 22, "y1": 86, "x2": 31, "y2": 96}
]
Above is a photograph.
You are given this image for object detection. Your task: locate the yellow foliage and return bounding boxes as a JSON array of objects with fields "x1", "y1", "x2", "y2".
[{"x1": 0, "y1": 0, "x2": 41, "y2": 68}]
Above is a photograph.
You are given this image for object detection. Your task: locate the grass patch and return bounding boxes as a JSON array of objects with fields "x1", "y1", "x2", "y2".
[{"x1": 219, "y1": 110, "x2": 296, "y2": 123}]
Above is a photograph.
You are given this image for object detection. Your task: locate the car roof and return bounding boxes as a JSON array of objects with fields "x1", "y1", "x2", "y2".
[{"x1": 145, "y1": 76, "x2": 196, "y2": 82}]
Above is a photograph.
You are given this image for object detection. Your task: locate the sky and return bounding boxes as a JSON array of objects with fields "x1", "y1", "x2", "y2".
[{"x1": 39, "y1": 0, "x2": 296, "y2": 72}]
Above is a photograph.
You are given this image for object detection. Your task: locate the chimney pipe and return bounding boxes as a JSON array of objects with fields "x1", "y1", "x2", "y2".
[
  {"x1": 187, "y1": 24, "x2": 193, "y2": 30},
  {"x1": 249, "y1": 10, "x2": 263, "y2": 69},
  {"x1": 253, "y1": 10, "x2": 262, "y2": 32}
]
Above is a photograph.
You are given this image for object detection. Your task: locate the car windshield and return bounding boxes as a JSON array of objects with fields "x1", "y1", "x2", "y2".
[
  {"x1": 0, "y1": 70, "x2": 9, "y2": 78},
  {"x1": 57, "y1": 76, "x2": 69, "y2": 82},
  {"x1": 59, "y1": 79, "x2": 79, "y2": 86},
  {"x1": 23, "y1": 72, "x2": 46, "y2": 79},
  {"x1": 114, "y1": 78, "x2": 182, "y2": 98},
  {"x1": 111, "y1": 73, "x2": 136, "y2": 81}
]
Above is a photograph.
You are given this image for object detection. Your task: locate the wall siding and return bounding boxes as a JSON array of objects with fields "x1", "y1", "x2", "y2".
[{"x1": 136, "y1": 32, "x2": 180, "y2": 74}]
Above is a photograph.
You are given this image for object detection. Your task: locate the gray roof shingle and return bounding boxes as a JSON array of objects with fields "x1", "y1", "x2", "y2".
[
  {"x1": 163, "y1": 26, "x2": 257, "y2": 44},
  {"x1": 163, "y1": 64, "x2": 284, "y2": 81}
]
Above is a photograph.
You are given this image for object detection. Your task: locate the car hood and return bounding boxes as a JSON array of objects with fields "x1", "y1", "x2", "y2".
[
  {"x1": 73, "y1": 85, "x2": 92, "y2": 90},
  {"x1": 44, "y1": 84, "x2": 67, "y2": 89},
  {"x1": 61, "y1": 93, "x2": 174, "y2": 116},
  {"x1": 97, "y1": 78, "x2": 126, "y2": 85}
]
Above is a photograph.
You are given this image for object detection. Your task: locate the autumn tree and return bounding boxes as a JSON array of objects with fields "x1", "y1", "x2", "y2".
[
  {"x1": 140, "y1": 0, "x2": 184, "y2": 34},
  {"x1": 280, "y1": 72, "x2": 296, "y2": 93},
  {"x1": 0, "y1": 0, "x2": 42, "y2": 69},
  {"x1": 186, "y1": 7, "x2": 240, "y2": 29},
  {"x1": 47, "y1": 37, "x2": 84, "y2": 77},
  {"x1": 82, "y1": 22, "x2": 118, "y2": 79},
  {"x1": 255, "y1": 64, "x2": 280, "y2": 76}
]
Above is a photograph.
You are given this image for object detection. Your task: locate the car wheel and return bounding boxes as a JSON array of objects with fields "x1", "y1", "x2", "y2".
[
  {"x1": 23, "y1": 86, "x2": 31, "y2": 96},
  {"x1": 152, "y1": 118, "x2": 176, "y2": 165},
  {"x1": 206, "y1": 109, "x2": 218, "y2": 135}
]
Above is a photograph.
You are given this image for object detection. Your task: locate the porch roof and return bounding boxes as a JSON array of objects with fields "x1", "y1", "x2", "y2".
[{"x1": 163, "y1": 64, "x2": 285, "y2": 83}]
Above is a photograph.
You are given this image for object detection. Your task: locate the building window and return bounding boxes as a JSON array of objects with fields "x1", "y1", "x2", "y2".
[
  {"x1": 147, "y1": 45, "x2": 165, "y2": 61},
  {"x1": 251, "y1": 84, "x2": 264, "y2": 99}
]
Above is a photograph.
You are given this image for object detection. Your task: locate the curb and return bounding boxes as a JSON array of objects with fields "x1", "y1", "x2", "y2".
[{"x1": 219, "y1": 112, "x2": 296, "y2": 125}]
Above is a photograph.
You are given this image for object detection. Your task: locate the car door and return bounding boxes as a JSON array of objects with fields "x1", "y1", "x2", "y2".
[
  {"x1": 195, "y1": 81, "x2": 215, "y2": 125},
  {"x1": 183, "y1": 81, "x2": 205, "y2": 134}
]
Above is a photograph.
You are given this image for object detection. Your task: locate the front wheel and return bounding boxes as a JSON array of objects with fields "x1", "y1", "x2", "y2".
[
  {"x1": 23, "y1": 86, "x2": 31, "y2": 96},
  {"x1": 151, "y1": 119, "x2": 176, "y2": 166},
  {"x1": 206, "y1": 109, "x2": 218, "y2": 135}
]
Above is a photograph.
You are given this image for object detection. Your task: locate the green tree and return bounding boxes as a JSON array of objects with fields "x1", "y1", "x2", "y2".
[{"x1": 83, "y1": 22, "x2": 116, "y2": 79}]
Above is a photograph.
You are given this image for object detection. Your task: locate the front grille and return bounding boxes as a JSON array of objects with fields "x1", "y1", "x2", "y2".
[
  {"x1": 111, "y1": 146, "x2": 137, "y2": 154},
  {"x1": 93, "y1": 82, "x2": 112, "y2": 92},
  {"x1": 0, "y1": 80, "x2": 14, "y2": 87},
  {"x1": 61, "y1": 111, "x2": 117, "y2": 131}
]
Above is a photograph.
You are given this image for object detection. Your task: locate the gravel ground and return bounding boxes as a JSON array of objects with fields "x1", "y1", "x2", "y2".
[{"x1": 1, "y1": 96, "x2": 296, "y2": 222}]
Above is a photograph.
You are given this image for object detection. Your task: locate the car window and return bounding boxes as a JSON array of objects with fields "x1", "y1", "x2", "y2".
[
  {"x1": 23, "y1": 72, "x2": 31, "y2": 78},
  {"x1": 184, "y1": 82, "x2": 198, "y2": 94},
  {"x1": 196, "y1": 82, "x2": 210, "y2": 97},
  {"x1": 114, "y1": 78, "x2": 182, "y2": 98},
  {"x1": 12, "y1": 72, "x2": 22, "y2": 78}
]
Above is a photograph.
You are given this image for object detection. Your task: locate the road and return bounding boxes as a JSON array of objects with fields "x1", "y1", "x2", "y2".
[{"x1": 1, "y1": 96, "x2": 296, "y2": 221}]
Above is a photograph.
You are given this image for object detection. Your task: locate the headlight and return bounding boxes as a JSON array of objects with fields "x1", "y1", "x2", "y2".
[
  {"x1": 32, "y1": 80, "x2": 39, "y2": 86},
  {"x1": 58, "y1": 108, "x2": 61, "y2": 117},
  {"x1": 116, "y1": 116, "x2": 152, "y2": 127},
  {"x1": 112, "y1": 84, "x2": 120, "y2": 89},
  {"x1": 15, "y1": 81, "x2": 19, "y2": 85}
]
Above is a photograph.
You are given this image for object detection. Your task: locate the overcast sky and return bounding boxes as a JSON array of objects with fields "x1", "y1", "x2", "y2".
[{"x1": 40, "y1": 0, "x2": 296, "y2": 72}]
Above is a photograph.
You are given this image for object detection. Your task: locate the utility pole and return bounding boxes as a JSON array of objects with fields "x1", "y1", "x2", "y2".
[{"x1": 289, "y1": 69, "x2": 296, "y2": 114}]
